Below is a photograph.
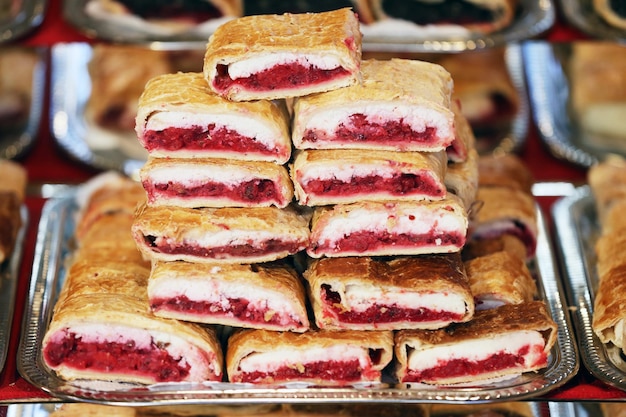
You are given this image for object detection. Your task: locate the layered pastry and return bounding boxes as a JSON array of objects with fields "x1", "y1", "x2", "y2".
[
  {"x1": 292, "y1": 59, "x2": 455, "y2": 152},
  {"x1": 136, "y1": 72, "x2": 292, "y2": 164},
  {"x1": 569, "y1": 42, "x2": 626, "y2": 141},
  {"x1": 308, "y1": 196, "x2": 468, "y2": 258},
  {"x1": 0, "y1": 159, "x2": 26, "y2": 263},
  {"x1": 226, "y1": 328, "x2": 393, "y2": 385},
  {"x1": 394, "y1": 301, "x2": 557, "y2": 385},
  {"x1": 444, "y1": 147, "x2": 479, "y2": 213},
  {"x1": 439, "y1": 48, "x2": 520, "y2": 149},
  {"x1": 148, "y1": 260, "x2": 310, "y2": 332},
  {"x1": 304, "y1": 254, "x2": 474, "y2": 330},
  {"x1": 241, "y1": 0, "x2": 375, "y2": 23},
  {"x1": 462, "y1": 233, "x2": 527, "y2": 262},
  {"x1": 370, "y1": 0, "x2": 518, "y2": 34},
  {"x1": 290, "y1": 148, "x2": 447, "y2": 206},
  {"x1": 140, "y1": 157, "x2": 294, "y2": 208},
  {"x1": 593, "y1": 0, "x2": 626, "y2": 30},
  {"x1": 478, "y1": 153, "x2": 534, "y2": 195},
  {"x1": 446, "y1": 101, "x2": 476, "y2": 164},
  {"x1": 592, "y1": 262, "x2": 626, "y2": 355},
  {"x1": 203, "y1": 8, "x2": 362, "y2": 101},
  {"x1": 464, "y1": 250, "x2": 536, "y2": 311},
  {"x1": 132, "y1": 204, "x2": 311, "y2": 264},
  {"x1": 469, "y1": 186, "x2": 538, "y2": 260},
  {"x1": 84, "y1": 0, "x2": 242, "y2": 35}
]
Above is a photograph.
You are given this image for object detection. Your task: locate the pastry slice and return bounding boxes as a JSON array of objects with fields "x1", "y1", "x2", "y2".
[
  {"x1": 462, "y1": 233, "x2": 527, "y2": 262},
  {"x1": 308, "y1": 196, "x2": 467, "y2": 258},
  {"x1": 292, "y1": 59, "x2": 455, "y2": 152},
  {"x1": 148, "y1": 260, "x2": 310, "y2": 332},
  {"x1": 464, "y1": 250, "x2": 536, "y2": 311},
  {"x1": 478, "y1": 153, "x2": 534, "y2": 195},
  {"x1": 394, "y1": 301, "x2": 557, "y2": 385},
  {"x1": 446, "y1": 102, "x2": 477, "y2": 163},
  {"x1": 370, "y1": 0, "x2": 518, "y2": 34},
  {"x1": 226, "y1": 328, "x2": 393, "y2": 386},
  {"x1": 444, "y1": 148, "x2": 479, "y2": 213},
  {"x1": 132, "y1": 204, "x2": 311, "y2": 264},
  {"x1": 203, "y1": 8, "x2": 362, "y2": 101},
  {"x1": 140, "y1": 156, "x2": 294, "y2": 208},
  {"x1": 469, "y1": 186, "x2": 538, "y2": 260},
  {"x1": 594, "y1": 0, "x2": 626, "y2": 30},
  {"x1": 136, "y1": 72, "x2": 292, "y2": 164},
  {"x1": 592, "y1": 264, "x2": 626, "y2": 355},
  {"x1": 291, "y1": 148, "x2": 447, "y2": 207},
  {"x1": 304, "y1": 254, "x2": 474, "y2": 331}
]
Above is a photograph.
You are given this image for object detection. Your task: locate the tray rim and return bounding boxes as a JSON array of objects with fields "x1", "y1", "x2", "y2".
[
  {"x1": 17, "y1": 192, "x2": 578, "y2": 406},
  {"x1": 62, "y1": 0, "x2": 554, "y2": 52},
  {"x1": 552, "y1": 185, "x2": 626, "y2": 392},
  {"x1": 559, "y1": 0, "x2": 626, "y2": 42},
  {"x1": 0, "y1": 205, "x2": 29, "y2": 374}
]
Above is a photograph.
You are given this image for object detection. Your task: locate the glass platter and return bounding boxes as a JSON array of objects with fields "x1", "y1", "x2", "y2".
[
  {"x1": 523, "y1": 41, "x2": 625, "y2": 169},
  {"x1": 0, "y1": 47, "x2": 47, "y2": 160},
  {"x1": 63, "y1": 0, "x2": 554, "y2": 52},
  {"x1": 552, "y1": 185, "x2": 626, "y2": 392},
  {"x1": 16, "y1": 190, "x2": 578, "y2": 406},
  {"x1": 0, "y1": 0, "x2": 46, "y2": 43},
  {"x1": 0, "y1": 206, "x2": 28, "y2": 374},
  {"x1": 559, "y1": 0, "x2": 626, "y2": 42}
]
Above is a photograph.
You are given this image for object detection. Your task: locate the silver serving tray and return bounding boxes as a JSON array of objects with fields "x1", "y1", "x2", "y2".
[
  {"x1": 0, "y1": 206, "x2": 28, "y2": 374},
  {"x1": 560, "y1": 0, "x2": 626, "y2": 42},
  {"x1": 63, "y1": 0, "x2": 554, "y2": 52},
  {"x1": 0, "y1": 0, "x2": 46, "y2": 43},
  {"x1": 17, "y1": 190, "x2": 577, "y2": 405},
  {"x1": 553, "y1": 185, "x2": 626, "y2": 392},
  {"x1": 523, "y1": 41, "x2": 626, "y2": 168},
  {"x1": 0, "y1": 47, "x2": 47, "y2": 160}
]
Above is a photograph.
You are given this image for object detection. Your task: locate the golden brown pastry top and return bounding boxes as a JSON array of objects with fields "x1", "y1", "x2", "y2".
[
  {"x1": 592, "y1": 264, "x2": 626, "y2": 345},
  {"x1": 478, "y1": 153, "x2": 534, "y2": 194}
]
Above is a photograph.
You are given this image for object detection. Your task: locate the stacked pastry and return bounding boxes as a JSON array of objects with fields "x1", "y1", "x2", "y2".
[{"x1": 42, "y1": 173, "x2": 224, "y2": 385}]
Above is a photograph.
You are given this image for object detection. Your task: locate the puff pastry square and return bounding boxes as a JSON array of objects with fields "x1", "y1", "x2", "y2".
[
  {"x1": 135, "y1": 72, "x2": 292, "y2": 164},
  {"x1": 394, "y1": 301, "x2": 557, "y2": 385},
  {"x1": 203, "y1": 8, "x2": 362, "y2": 101},
  {"x1": 304, "y1": 254, "x2": 474, "y2": 331},
  {"x1": 308, "y1": 196, "x2": 468, "y2": 258},
  {"x1": 464, "y1": 250, "x2": 536, "y2": 311},
  {"x1": 140, "y1": 156, "x2": 294, "y2": 208},
  {"x1": 148, "y1": 260, "x2": 310, "y2": 332},
  {"x1": 292, "y1": 59, "x2": 455, "y2": 152},
  {"x1": 132, "y1": 204, "x2": 311, "y2": 264},
  {"x1": 291, "y1": 148, "x2": 447, "y2": 207},
  {"x1": 226, "y1": 328, "x2": 393, "y2": 385}
]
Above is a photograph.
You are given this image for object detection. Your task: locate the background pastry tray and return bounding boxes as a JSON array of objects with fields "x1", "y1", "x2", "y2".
[
  {"x1": 552, "y1": 185, "x2": 626, "y2": 392},
  {"x1": 559, "y1": 0, "x2": 626, "y2": 42},
  {"x1": 523, "y1": 41, "x2": 625, "y2": 168},
  {"x1": 17, "y1": 191, "x2": 578, "y2": 405},
  {"x1": 63, "y1": 0, "x2": 554, "y2": 52},
  {"x1": 0, "y1": 206, "x2": 28, "y2": 374}
]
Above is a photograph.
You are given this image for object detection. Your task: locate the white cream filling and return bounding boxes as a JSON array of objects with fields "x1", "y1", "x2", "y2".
[
  {"x1": 145, "y1": 112, "x2": 279, "y2": 150},
  {"x1": 155, "y1": 230, "x2": 277, "y2": 248},
  {"x1": 338, "y1": 285, "x2": 467, "y2": 315},
  {"x1": 304, "y1": 103, "x2": 453, "y2": 140},
  {"x1": 237, "y1": 344, "x2": 369, "y2": 374},
  {"x1": 146, "y1": 164, "x2": 256, "y2": 188},
  {"x1": 151, "y1": 277, "x2": 300, "y2": 324},
  {"x1": 227, "y1": 53, "x2": 342, "y2": 79},
  {"x1": 318, "y1": 205, "x2": 465, "y2": 245},
  {"x1": 57, "y1": 324, "x2": 214, "y2": 380},
  {"x1": 407, "y1": 330, "x2": 545, "y2": 371},
  {"x1": 300, "y1": 163, "x2": 396, "y2": 184}
]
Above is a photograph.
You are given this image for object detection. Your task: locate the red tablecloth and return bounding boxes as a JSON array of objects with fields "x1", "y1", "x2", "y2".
[{"x1": 1, "y1": 0, "x2": 624, "y2": 405}]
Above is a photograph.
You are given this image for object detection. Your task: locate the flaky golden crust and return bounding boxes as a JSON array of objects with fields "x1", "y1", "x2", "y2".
[
  {"x1": 594, "y1": 0, "x2": 626, "y2": 29},
  {"x1": 203, "y1": 8, "x2": 362, "y2": 101},
  {"x1": 304, "y1": 254, "x2": 474, "y2": 330},
  {"x1": 593, "y1": 264, "x2": 626, "y2": 348},
  {"x1": 464, "y1": 250, "x2": 536, "y2": 307},
  {"x1": 462, "y1": 234, "x2": 527, "y2": 262},
  {"x1": 148, "y1": 260, "x2": 310, "y2": 332},
  {"x1": 132, "y1": 203, "x2": 311, "y2": 264},
  {"x1": 478, "y1": 153, "x2": 534, "y2": 194},
  {"x1": 140, "y1": 156, "x2": 294, "y2": 208},
  {"x1": 135, "y1": 72, "x2": 292, "y2": 161},
  {"x1": 292, "y1": 59, "x2": 454, "y2": 150},
  {"x1": 370, "y1": 0, "x2": 517, "y2": 33},
  {"x1": 291, "y1": 148, "x2": 447, "y2": 206},
  {"x1": 226, "y1": 328, "x2": 393, "y2": 385},
  {"x1": 445, "y1": 148, "x2": 479, "y2": 213}
]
